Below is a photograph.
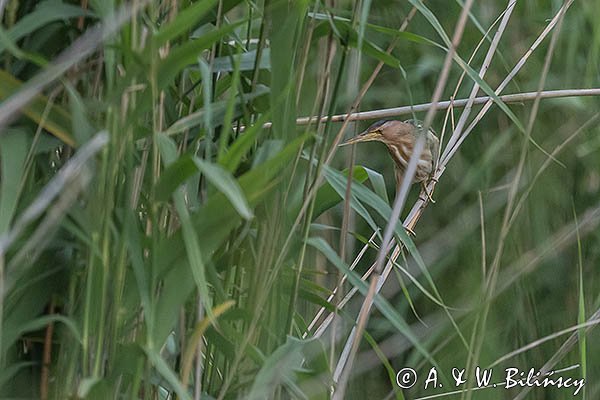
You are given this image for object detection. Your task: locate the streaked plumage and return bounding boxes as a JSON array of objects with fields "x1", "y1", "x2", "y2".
[{"x1": 341, "y1": 119, "x2": 439, "y2": 199}]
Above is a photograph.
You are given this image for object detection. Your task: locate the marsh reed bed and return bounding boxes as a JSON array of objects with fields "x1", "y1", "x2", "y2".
[{"x1": 0, "y1": 0, "x2": 599, "y2": 399}]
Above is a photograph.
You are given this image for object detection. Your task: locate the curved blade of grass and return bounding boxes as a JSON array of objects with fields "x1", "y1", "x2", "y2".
[
  {"x1": 154, "y1": 154, "x2": 253, "y2": 219},
  {"x1": 0, "y1": 362, "x2": 35, "y2": 390},
  {"x1": 157, "y1": 133, "x2": 213, "y2": 318},
  {"x1": 313, "y1": 19, "x2": 403, "y2": 68},
  {"x1": 153, "y1": 0, "x2": 219, "y2": 45},
  {"x1": 323, "y1": 166, "x2": 381, "y2": 236},
  {"x1": 1, "y1": 0, "x2": 93, "y2": 53},
  {"x1": 0, "y1": 70, "x2": 74, "y2": 146},
  {"x1": 0, "y1": 25, "x2": 48, "y2": 66},
  {"x1": 157, "y1": 21, "x2": 245, "y2": 89},
  {"x1": 2, "y1": 315, "x2": 81, "y2": 354},
  {"x1": 66, "y1": 83, "x2": 94, "y2": 145},
  {"x1": 0, "y1": 130, "x2": 28, "y2": 234},
  {"x1": 308, "y1": 237, "x2": 436, "y2": 364},
  {"x1": 363, "y1": 331, "x2": 406, "y2": 400},
  {"x1": 212, "y1": 49, "x2": 271, "y2": 72},
  {"x1": 367, "y1": 24, "x2": 443, "y2": 49},
  {"x1": 406, "y1": 0, "x2": 452, "y2": 47},
  {"x1": 324, "y1": 165, "x2": 414, "y2": 249},
  {"x1": 309, "y1": 166, "x2": 370, "y2": 220},
  {"x1": 124, "y1": 209, "x2": 154, "y2": 336},
  {"x1": 181, "y1": 300, "x2": 235, "y2": 386},
  {"x1": 144, "y1": 346, "x2": 192, "y2": 400},
  {"x1": 219, "y1": 111, "x2": 271, "y2": 172},
  {"x1": 154, "y1": 156, "x2": 199, "y2": 202},
  {"x1": 247, "y1": 336, "x2": 307, "y2": 400},
  {"x1": 361, "y1": 166, "x2": 389, "y2": 204},
  {"x1": 193, "y1": 157, "x2": 253, "y2": 220},
  {"x1": 164, "y1": 85, "x2": 269, "y2": 135},
  {"x1": 308, "y1": 12, "x2": 442, "y2": 48},
  {"x1": 196, "y1": 0, "x2": 245, "y2": 27},
  {"x1": 217, "y1": 48, "x2": 242, "y2": 161}
]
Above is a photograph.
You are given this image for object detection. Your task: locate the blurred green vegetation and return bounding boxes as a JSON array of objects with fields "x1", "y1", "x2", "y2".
[{"x1": 0, "y1": 0, "x2": 598, "y2": 399}]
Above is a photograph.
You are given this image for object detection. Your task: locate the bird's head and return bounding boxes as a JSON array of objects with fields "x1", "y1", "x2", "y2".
[{"x1": 340, "y1": 119, "x2": 416, "y2": 148}]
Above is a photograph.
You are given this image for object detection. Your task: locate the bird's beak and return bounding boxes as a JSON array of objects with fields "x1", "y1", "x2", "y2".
[{"x1": 339, "y1": 130, "x2": 379, "y2": 146}]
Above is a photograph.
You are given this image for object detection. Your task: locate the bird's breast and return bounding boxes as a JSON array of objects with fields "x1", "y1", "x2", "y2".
[{"x1": 387, "y1": 137, "x2": 434, "y2": 183}]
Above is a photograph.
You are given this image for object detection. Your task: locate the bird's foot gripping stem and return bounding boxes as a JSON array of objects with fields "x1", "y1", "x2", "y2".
[{"x1": 419, "y1": 180, "x2": 436, "y2": 204}]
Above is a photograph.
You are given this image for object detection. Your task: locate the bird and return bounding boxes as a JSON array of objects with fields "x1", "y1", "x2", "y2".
[{"x1": 340, "y1": 119, "x2": 439, "y2": 202}]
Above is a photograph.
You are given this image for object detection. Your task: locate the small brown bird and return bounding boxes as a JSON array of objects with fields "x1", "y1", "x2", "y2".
[{"x1": 341, "y1": 119, "x2": 439, "y2": 202}]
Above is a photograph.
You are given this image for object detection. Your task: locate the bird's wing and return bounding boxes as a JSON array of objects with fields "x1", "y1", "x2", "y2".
[{"x1": 428, "y1": 130, "x2": 440, "y2": 172}]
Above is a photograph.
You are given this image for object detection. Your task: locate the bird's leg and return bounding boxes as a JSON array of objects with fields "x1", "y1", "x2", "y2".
[
  {"x1": 404, "y1": 225, "x2": 417, "y2": 237},
  {"x1": 418, "y1": 179, "x2": 436, "y2": 203}
]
